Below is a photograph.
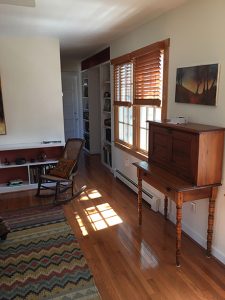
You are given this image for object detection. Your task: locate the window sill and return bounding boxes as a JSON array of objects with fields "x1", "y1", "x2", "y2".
[{"x1": 114, "y1": 141, "x2": 148, "y2": 161}]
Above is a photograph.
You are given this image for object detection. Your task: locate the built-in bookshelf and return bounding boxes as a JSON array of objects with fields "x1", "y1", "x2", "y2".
[
  {"x1": 80, "y1": 47, "x2": 112, "y2": 170},
  {"x1": 100, "y1": 62, "x2": 112, "y2": 170},
  {"x1": 81, "y1": 67, "x2": 101, "y2": 154},
  {"x1": 82, "y1": 71, "x2": 90, "y2": 151},
  {"x1": 0, "y1": 143, "x2": 63, "y2": 193}
]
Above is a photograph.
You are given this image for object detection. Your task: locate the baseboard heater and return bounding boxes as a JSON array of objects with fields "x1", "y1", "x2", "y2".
[{"x1": 115, "y1": 169, "x2": 160, "y2": 212}]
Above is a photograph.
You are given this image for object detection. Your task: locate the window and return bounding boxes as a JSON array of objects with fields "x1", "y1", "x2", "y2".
[
  {"x1": 111, "y1": 39, "x2": 169, "y2": 159},
  {"x1": 118, "y1": 107, "x2": 133, "y2": 145}
]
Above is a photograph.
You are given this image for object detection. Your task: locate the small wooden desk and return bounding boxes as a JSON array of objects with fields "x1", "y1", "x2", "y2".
[{"x1": 133, "y1": 161, "x2": 220, "y2": 267}]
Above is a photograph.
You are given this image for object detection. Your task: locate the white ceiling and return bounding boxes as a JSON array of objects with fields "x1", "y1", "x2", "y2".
[{"x1": 0, "y1": 0, "x2": 188, "y2": 59}]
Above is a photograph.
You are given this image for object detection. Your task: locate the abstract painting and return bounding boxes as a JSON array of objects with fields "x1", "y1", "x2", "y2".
[
  {"x1": 175, "y1": 64, "x2": 219, "y2": 106},
  {"x1": 0, "y1": 77, "x2": 6, "y2": 134}
]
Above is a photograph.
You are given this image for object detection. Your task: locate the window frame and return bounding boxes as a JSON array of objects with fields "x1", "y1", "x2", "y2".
[{"x1": 112, "y1": 39, "x2": 170, "y2": 160}]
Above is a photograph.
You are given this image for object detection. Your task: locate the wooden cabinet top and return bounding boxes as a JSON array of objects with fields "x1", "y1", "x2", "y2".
[
  {"x1": 148, "y1": 120, "x2": 225, "y2": 186},
  {"x1": 147, "y1": 120, "x2": 225, "y2": 134}
]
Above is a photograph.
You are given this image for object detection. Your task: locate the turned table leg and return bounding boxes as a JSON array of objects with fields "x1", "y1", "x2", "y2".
[
  {"x1": 164, "y1": 195, "x2": 168, "y2": 220},
  {"x1": 207, "y1": 187, "x2": 218, "y2": 257},
  {"x1": 137, "y1": 169, "x2": 142, "y2": 225},
  {"x1": 176, "y1": 192, "x2": 183, "y2": 267}
]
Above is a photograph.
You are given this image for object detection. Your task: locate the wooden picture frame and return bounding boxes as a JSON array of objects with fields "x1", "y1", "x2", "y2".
[
  {"x1": 175, "y1": 64, "x2": 219, "y2": 106},
  {"x1": 0, "y1": 77, "x2": 6, "y2": 135}
]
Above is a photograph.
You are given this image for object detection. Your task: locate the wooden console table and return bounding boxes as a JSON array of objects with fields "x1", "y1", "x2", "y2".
[
  {"x1": 134, "y1": 120, "x2": 225, "y2": 266},
  {"x1": 134, "y1": 161, "x2": 220, "y2": 267}
]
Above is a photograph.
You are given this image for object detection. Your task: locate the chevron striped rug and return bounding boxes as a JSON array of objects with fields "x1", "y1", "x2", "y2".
[
  {"x1": 0, "y1": 221, "x2": 100, "y2": 299},
  {"x1": 1, "y1": 204, "x2": 65, "y2": 231}
]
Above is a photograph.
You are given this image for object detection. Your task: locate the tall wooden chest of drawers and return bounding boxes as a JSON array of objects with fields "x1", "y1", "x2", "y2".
[{"x1": 148, "y1": 121, "x2": 225, "y2": 186}]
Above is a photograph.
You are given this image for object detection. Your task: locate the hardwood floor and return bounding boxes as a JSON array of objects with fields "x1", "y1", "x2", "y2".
[{"x1": 1, "y1": 153, "x2": 225, "y2": 299}]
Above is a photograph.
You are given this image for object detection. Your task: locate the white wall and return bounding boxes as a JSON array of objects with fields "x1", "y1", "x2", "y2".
[
  {"x1": 110, "y1": 0, "x2": 225, "y2": 264},
  {"x1": 0, "y1": 37, "x2": 65, "y2": 146}
]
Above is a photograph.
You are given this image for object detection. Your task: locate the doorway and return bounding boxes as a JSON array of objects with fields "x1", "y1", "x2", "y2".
[{"x1": 61, "y1": 72, "x2": 81, "y2": 141}]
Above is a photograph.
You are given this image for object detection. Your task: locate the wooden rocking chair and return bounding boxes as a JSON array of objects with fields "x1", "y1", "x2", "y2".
[{"x1": 36, "y1": 138, "x2": 86, "y2": 203}]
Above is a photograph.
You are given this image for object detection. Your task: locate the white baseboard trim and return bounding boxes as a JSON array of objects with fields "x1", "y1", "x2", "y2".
[{"x1": 169, "y1": 212, "x2": 225, "y2": 264}]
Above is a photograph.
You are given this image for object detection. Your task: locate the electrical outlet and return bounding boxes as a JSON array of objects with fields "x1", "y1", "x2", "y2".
[{"x1": 191, "y1": 202, "x2": 196, "y2": 213}]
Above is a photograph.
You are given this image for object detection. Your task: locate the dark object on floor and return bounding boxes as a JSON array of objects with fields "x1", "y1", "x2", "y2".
[{"x1": 0, "y1": 217, "x2": 10, "y2": 240}]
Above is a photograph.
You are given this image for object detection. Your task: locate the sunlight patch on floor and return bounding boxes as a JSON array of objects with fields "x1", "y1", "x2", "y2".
[
  {"x1": 79, "y1": 193, "x2": 89, "y2": 201},
  {"x1": 75, "y1": 189, "x2": 123, "y2": 235},
  {"x1": 85, "y1": 203, "x2": 123, "y2": 231},
  {"x1": 88, "y1": 190, "x2": 102, "y2": 199},
  {"x1": 79, "y1": 189, "x2": 102, "y2": 201},
  {"x1": 75, "y1": 214, "x2": 88, "y2": 236}
]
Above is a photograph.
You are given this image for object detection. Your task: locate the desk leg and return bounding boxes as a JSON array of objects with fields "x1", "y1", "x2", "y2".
[
  {"x1": 207, "y1": 186, "x2": 218, "y2": 257},
  {"x1": 176, "y1": 192, "x2": 183, "y2": 267},
  {"x1": 137, "y1": 170, "x2": 142, "y2": 225},
  {"x1": 164, "y1": 195, "x2": 168, "y2": 220}
]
